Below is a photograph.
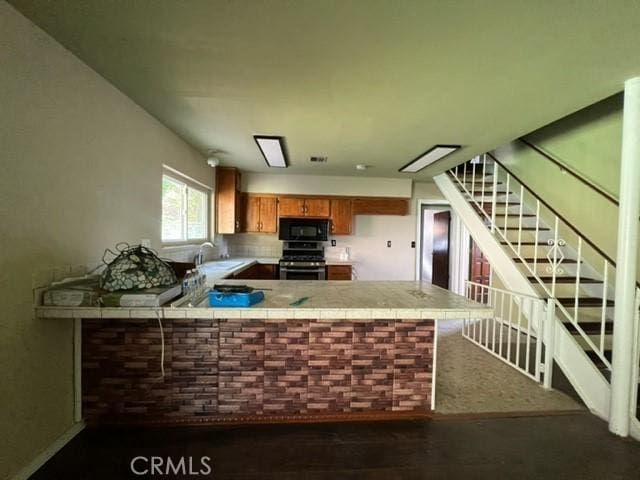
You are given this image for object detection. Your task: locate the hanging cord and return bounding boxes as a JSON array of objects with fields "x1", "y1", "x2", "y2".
[{"x1": 156, "y1": 309, "x2": 165, "y2": 379}]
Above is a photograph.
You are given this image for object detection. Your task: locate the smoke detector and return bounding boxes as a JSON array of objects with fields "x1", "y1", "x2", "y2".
[
  {"x1": 207, "y1": 149, "x2": 222, "y2": 167},
  {"x1": 310, "y1": 156, "x2": 328, "y2": 163}
]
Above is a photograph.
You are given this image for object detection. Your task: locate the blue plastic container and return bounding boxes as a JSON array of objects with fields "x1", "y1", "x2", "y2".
[{"x1": 208, "y1": 290, "x2": 265, "y2": 308}]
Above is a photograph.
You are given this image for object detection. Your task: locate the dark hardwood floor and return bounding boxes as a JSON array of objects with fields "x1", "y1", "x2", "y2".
[{"x1": 32, "y1": 413, "x2": 640, "y2": 479}]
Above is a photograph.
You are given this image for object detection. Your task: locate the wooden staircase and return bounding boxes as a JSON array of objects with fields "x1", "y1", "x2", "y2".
[{"x1": 445, "y1": 159, "x2": 637, "y2": 419}]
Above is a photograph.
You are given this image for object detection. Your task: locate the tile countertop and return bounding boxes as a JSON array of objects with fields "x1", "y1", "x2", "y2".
[{"x1": 37, "y1": 281, "x2": 493, "y2": 320}]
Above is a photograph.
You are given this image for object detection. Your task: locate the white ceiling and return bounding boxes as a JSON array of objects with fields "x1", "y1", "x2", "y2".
[{"x1": 9, "y1": 0, "x2": 640, "y2": 178}]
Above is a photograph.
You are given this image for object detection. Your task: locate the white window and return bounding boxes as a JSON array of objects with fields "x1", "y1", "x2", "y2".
[{"x1": 162, "y1": 172, "x2": 209, "y2": 243}]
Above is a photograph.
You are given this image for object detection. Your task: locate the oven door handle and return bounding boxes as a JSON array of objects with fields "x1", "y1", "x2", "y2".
[{"x1": 280, "y1": 268, "x2": 325, "y2": 273}]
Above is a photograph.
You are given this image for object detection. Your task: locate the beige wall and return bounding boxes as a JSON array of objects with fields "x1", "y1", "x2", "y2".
[
  {"x1": 227, "y1": 180, "x2": 445, "y2": 280},
  {"x1": 242, "y1": 172, "x2": 413, "y2": 197},
  {"x1": 0, "y1": 3, "x2": 212, "y2": 478}
]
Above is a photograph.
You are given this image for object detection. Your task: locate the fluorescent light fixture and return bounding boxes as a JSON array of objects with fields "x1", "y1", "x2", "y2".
[
  {"x1": 399, "y1": 144, "x2": 461, "y2": 173},
  {"x1": 254, "y1": 135, "x2": 288, "y2": 168}
]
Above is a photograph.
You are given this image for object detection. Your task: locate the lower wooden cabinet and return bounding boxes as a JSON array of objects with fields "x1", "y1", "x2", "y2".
[
  {"x1": 326, "y1": 265, "x2": 352, "y2": 280},
  {"x1": 232, "y1": 263, "x2": 278, "y2": 280}
]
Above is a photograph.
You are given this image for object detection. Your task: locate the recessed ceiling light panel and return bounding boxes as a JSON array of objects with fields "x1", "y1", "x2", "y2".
[
  {"x1": 399, "y1": 145, "x2": 461, "y2": 173},
  {"x1": 254, "y1": 135, "x2": 288, "y2": 168}
]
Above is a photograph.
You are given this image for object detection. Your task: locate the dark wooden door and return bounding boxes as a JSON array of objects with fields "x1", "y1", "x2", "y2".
[
  {"x1": 469, "y1": 238, "x2": 491, "y2": 303},
  {"x1": 432, "y1": 211, "x2": 451, "y2": 289}
]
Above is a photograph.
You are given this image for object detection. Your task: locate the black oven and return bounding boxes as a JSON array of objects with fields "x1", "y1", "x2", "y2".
[
  {"x1": 278, "y1": 218, "x2": 329, "y2": 242},
  {"x1": 279, "y1": 262, "x2": 326, "y2": 280}
]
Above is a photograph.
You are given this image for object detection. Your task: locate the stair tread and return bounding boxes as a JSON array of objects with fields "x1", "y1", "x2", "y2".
[
  {"x1": 504, "y1": 227, "x2": 550, "y2": 231},
  {"x1": 563, "y1": 320, "x2": 613, "y2": 334},
  {"x1": 557, "y1": 297, "x2": 614, "y2": 307},
  {"x1": 502, "y1": 241, "x2": 549, "y2": 245},
  {"x1": 585, "y1": 349, "x2": 612, "y2": 362},
  {"x1": 514, "y1": 258, "x2": 579, "y2": 263},
  {"x1": 528, "y1": 276, "x2": 602, "y2": 284}
]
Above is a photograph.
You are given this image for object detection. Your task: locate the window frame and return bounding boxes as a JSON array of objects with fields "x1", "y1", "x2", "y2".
[{"x1": 161, "y1": 167, "x2": 211, "y2": 246}]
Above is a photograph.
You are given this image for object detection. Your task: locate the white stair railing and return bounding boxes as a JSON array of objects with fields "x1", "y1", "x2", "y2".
[
  {"x1": 464, "y1": 281, "x2": 549, "y2": 384},
  {"x1": 451, "y1": 156, "x2": 615, "y2": 370}
]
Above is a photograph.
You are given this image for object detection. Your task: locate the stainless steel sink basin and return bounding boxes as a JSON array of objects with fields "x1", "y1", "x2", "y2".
[{"x1": 200, "y1": 261, "x2": 244, "y2": 271}]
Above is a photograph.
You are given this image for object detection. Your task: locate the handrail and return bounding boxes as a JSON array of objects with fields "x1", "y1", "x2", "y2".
[
  {"x1": 518, "y1": 137, "x2": 619, "y2": 206},
  {"x1": 486, "y1": 151, "x2": 618, "y2": 269}
]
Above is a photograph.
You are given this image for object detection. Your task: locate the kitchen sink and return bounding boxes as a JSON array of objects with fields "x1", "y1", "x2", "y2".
[{"x1": 200, "y1": 260, "x2": 244, "y2": 271}]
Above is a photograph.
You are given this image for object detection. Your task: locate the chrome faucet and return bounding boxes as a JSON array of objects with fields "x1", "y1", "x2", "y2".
[{"x1": 194, "y1": 242, "x2": 215, "y2": 266}]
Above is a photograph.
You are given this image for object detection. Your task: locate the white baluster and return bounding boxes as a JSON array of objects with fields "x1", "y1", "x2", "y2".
[
  {"x1": 471, "y1": 159, "x2": 476, "y2": 198},
  {"x1": 491, "y1": 163, "x2": 499, "y2": 233},
  {"x1": 481, "y1": 154, "x2": 487, "y2": 212},
  {"x1": 543, "y1": 298, "x2": 556, "y2": 389},
  {"x1": 503, "y1": 174, "x2": 510, "y2": 235},
  {"x1": 463, "y1": 162, "x2": 467, "y2": 188},
  {"x1": 551, "y1": 216, "x2": 559, "y2": 298},
  {"x1": 534, "y1": 300, "x2": 543, "y2": 382},
  {"x1": 507, "y1": 296, "x2": 514, "y2": 362},
  {"x1": 600, "y1": 260, "x2": 609, "y2": 354},
  {"x1": 534, "y1": 200, "x2": 540, "y2": 272},
  {"x1": 517, "y1": 185, "x2": 524, "y2": 255},
  {"x1": 573, "y1": 237, "x2": 582, "y2": 324}
]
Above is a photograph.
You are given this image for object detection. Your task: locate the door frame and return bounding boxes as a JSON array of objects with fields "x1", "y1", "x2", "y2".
[{"x1": 414, "y1": 199, "x2": 470, "y2": 296}]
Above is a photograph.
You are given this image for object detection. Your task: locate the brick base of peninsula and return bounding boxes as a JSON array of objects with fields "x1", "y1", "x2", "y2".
[{"x1": 82, "y1": 317, "x2": 435, "y2": 425}]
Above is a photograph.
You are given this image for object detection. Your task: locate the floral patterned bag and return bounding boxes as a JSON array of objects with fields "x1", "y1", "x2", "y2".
[{"x1": 100, "y1": 243, "x2": 177, "y2": 292}]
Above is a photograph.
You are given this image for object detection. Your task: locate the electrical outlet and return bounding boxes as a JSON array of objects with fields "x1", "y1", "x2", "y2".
[
  {"x1": 331, "y1": 240, "x2": 337, "y2": 247},
  {"x1": 387, "y1": 241, "x2": 392, "y2": 248},
  {"x1": 411, "y1": 241, "x2": 416, "y2": 248},
  {"x1": 141, "y1": 239, "x2": 151, "y2": 248}
]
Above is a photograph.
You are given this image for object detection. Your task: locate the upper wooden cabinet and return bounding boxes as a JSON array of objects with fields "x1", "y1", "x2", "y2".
[
  {"x1": 244, "y1": 195, "x2": 277, "y2": 233},
  {"x1": 278, "y1": 197, "x2": 306, "y2": 217},
  {"x1": 278, "y1": 197, "x2": 330, "y2": 218},
  {"x1": 352, "y1": 197, "x2": 409, "y2": 216},
  {"x1": 329, "y1": 199, "x2": 353, "y2": 235},
  {"x1": 216, "y1": 167, "x2": 243, "y2": 234}
]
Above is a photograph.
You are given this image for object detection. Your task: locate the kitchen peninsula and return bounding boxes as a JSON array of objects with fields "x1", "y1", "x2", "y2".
[{"x1": 38, "y1": 281, "x2": 492, "y2": 425}]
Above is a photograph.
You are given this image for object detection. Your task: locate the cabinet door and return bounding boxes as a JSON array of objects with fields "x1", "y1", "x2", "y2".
[
  {"x1": 304, "y1": 198, "x2": 330, "y2": 217},
  {"x1": 244, "y1": 195, "x2": 261, "y2": 233},
  {"x1": 326, "y1": 265, "x2": 352, "y2": 280},
  {"x1": 216, "y1": 167, "x2": 241, "y2": 234},
  {"x1": 330, "y1": 199, "x2": 353, "y2": 235},
  {"x1": 278, "y1": 197, "x2": 305, "y2": 217},
  {"x1": 259, "y1": 197, "x2": 278, "y2": 233},
  {"x1": 352, "y1": 197, "x2": 409, "y2": 216}
]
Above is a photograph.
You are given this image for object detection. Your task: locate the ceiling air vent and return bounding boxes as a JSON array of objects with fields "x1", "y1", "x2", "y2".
[{"x1": 310, "y1": 156, "x2": 328, "y2": 163}]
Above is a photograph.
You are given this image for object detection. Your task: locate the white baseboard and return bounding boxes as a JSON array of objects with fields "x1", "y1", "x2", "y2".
[{"x1": 11, "y1": 421, "x2": 85, "y2": 480}]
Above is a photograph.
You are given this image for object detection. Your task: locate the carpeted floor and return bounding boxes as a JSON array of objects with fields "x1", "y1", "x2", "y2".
[{"x1": 435, "y1": 321, "x2": 583, "y2": 414}]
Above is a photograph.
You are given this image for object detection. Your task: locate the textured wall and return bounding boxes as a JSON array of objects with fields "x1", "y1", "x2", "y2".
[{"x1": 81, "y1": 318, "x2": 435, "y2": 423}]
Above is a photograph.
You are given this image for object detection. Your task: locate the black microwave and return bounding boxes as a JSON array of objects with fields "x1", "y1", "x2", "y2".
[{"x1": 278, "y1": 218, "x2": 329, "y2": 241}]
